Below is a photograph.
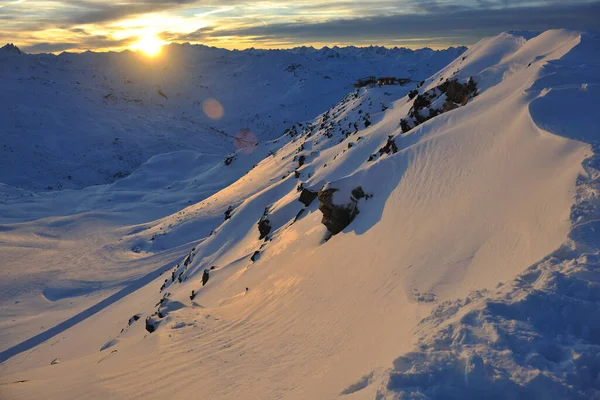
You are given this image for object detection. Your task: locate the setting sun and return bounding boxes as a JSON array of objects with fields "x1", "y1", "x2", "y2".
[{"x1": 134, "y1": 34, "x2": 163, "y2": 57}]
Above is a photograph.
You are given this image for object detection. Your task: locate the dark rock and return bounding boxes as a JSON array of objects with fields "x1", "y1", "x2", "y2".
[
  {"x1": 413, "y1": 94, "x2": 431, "y2": 109},
  {"x1": 400, "y1": 119, "x2": 411, "y2": 133},
  {"x1": 351, "y1": 187, "x2": 366, "y2": 200},
  {"x1": 317, "y1": 188, "x2": 359, "y2": 235},
  {"x1": 258, "y1": 218, "x2": 271, "y2": 240},
  {"x1": 145, "y1": 317, "x2": 157, "y2": 333},
  {"x1": 444, "y1": 79, "x2": 475, "y2": 105},
  {"x1": 298, "y1": 155, "x2": 306, "y2": 168},
  {"x1": 441, "y1": 78, "x2": 478, "y2": 111},
  {"x1": 408, "y1": 90, "x2": 419, "y2": 99},
  {"x1": 128, "y1": 314, "x2": 142, "y2": 326},
  {"x1": 379, "y1": 136, "x2": 398, "y2": 155},
  {"x1": 190, "y1": 290, "x2": 196, "y2": 301},
  {"x1": 251, "y1": 251, "x2": 260, "y2": 262},
  {"x1": 299, "y1": 188, "x2": 318, "y2": 207},
  {"x1": 202, "y1": 269, "x2": 210, "y2": 286},
  {"x1": 224, "y1": 206, "x2": 233, "y2": 220}
]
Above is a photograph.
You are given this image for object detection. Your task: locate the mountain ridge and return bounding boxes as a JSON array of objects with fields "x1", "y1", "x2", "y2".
[{"x1": 0, "y1": 30, "x2": 598, "y2": 400}]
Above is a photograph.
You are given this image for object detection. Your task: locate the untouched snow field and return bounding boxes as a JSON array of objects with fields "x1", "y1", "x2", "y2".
[
  {"x1": 0, "y1": 43, "x2": 463, "y2": 192},
  {"x1": 0, "y1": 30, "x2": 599, "y2": 399}
]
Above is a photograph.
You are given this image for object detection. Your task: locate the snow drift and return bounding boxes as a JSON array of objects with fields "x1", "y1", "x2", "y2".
[{"x1": 0, "y1": 30, "x2": 599, "y2": 400}]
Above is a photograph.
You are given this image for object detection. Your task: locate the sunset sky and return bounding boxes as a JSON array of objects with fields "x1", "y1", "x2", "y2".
[{"x1": 2, "y1": 0, "x2": 600, "y2": 53}]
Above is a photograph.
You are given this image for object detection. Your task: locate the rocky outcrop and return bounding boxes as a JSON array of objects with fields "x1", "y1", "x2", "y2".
[
  {"x1": 128, "y1": 314, "x2": 142, "y2": 326},
  {"x1": 317, "y1": 188, "x2": 359, "y2": 235},
  {"x1": 145, "y1": 317, "x2": 158, "y2": 333},
  {"x1": 202, "y1": 269, "x2": 210, "y2": 286},
  {"x1": 442, "y1": 78, "x2": 477, "y2": 104},
  {"x1": 258, "y1": 218, "x2": 271, "y2": 240},
  {"x1": 401, "y1": 78, "x2": 478, "y2": 134},
  {"x1": 298, "y1": 155, "x2": 306, "y2": 168},
  {"x1": 224, "y1": 205, "x2": 233, "y2": 220},
  {"x1": 379, "y1": 136, "x2": 398, "y2": 155},
  {"x1": 299, "y1": 188, "x2": 318, "y2": 206}
]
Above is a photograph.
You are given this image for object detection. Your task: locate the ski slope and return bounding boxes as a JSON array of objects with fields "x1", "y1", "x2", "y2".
[{"x1": 1, "y1": 30, "x2": 599, "y2": 399}]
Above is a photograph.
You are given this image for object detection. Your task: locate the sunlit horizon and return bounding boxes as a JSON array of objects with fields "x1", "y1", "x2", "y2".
[
  {"x1": 132, "y1": 34, "x2": 164, "y2": 57},
  {"x1": 1, "y1": 0, "x2": 599, "y2": 54}
]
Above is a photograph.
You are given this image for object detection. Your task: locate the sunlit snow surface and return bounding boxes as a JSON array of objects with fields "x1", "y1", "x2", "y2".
[{"x1": 1, "y1": 30, "x2": 599, "y2": 400}]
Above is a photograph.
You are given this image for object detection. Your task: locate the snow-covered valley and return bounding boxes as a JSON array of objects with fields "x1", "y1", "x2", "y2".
[{"x1": 1, "y1": 30, "x2": 599, "y2": 399}]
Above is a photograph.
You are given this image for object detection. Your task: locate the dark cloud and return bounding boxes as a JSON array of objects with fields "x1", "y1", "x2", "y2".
[
  {"x1": 59, "y1": 0, "x2": 200, "y2": 24},
  {"x1": 22, "y1": 35, "x2": 134, "y2": 53},
  {"x1": 21, "y1": 42, "x2": 79, "y2": 53},
  {"x1": 6, "y1": 0, "x2": 600, "y2": 52},
  {"x1": 173, "y1": 1, "x2": 600, "y2": 46}
]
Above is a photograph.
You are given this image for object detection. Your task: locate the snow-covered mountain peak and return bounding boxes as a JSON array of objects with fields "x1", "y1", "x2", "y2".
[
  {"x1": 0, "y1": 42, "x2": 464, "y2": 192},
  {"x1": 0, "y1": 43, "x2": 22, "y2": 55},
  {"x1": 1, "y1": 30, "x2": 599, "y2": 400}
]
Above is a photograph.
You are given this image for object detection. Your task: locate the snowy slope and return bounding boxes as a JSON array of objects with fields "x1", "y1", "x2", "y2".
[
  {"x1": 1, "y1": 30, "x2": 599, "y2": 400},
  {"x1": 0, "y1": 43, "x2": 464, "y2": 191}
]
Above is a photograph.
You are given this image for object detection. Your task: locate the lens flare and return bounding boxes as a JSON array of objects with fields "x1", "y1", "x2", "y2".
[
  {"x1": 202, "y1": 98, "x2": 224, "y2": 120},
  {"x1": 234, "y1": 129, "x2": 258, "y2": 153}
]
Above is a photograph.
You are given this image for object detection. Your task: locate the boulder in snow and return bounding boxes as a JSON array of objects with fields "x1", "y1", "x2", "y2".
[
  {"x1": 299, "y1": 188, "x2": 318, "y2": 207},
  {"x1": 258, "y1": 218, "x2": 271, "y2": 240},
  {"x1": 317, "y1": 188, "x2": 359, "y2": 235}
]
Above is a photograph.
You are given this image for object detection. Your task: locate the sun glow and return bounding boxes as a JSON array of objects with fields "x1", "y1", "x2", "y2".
[{"x1": 134, "y1": 34, "x2": 163, "y2": 57}]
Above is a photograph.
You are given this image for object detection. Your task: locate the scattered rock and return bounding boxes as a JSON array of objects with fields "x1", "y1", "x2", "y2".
[
  {"x1": 400, "y1": 119, "x2": 411, "y2": 133},
  {"x1": 128, "y1": 314, "x2": 142, "y2": 326},
  {"x1": 224, "y1": 206, "x2": 233, "y2": 220},
  {"x1": 299, "y1": 188, "x2": 318, "y2": 207},
  {"x1": 298, "y1": 155, "x2": 306, "y2": 167},
  {"x1": 157, "y1": 88, "x2": 168, "y2": 100},
  {"x1": 379, "y1": 136, "x2": 398, "y2": 155},
  {"x1": 318, "y1": 188, "x2": 359, "y2": 235},
  {"x1": 145, "y1": 317, "x2": 157, "y2": 333},
  {"x1": 351, "y1": 186, "x2": 366, "y2": 200},
  {"x1": 258, "y1": 218, "x2": 271, "y2": 240},
  {"x1": 442, "y1": 78, "x2": 477, "y2": 111}
]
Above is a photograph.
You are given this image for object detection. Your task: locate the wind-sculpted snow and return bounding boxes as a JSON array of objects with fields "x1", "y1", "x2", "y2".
[
  {"x1": 0, "y1": 30, "x2": 598, "y2": 400},
  {"x1": 377, "y1": 31, "x2": 600, "y2": 400}
]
